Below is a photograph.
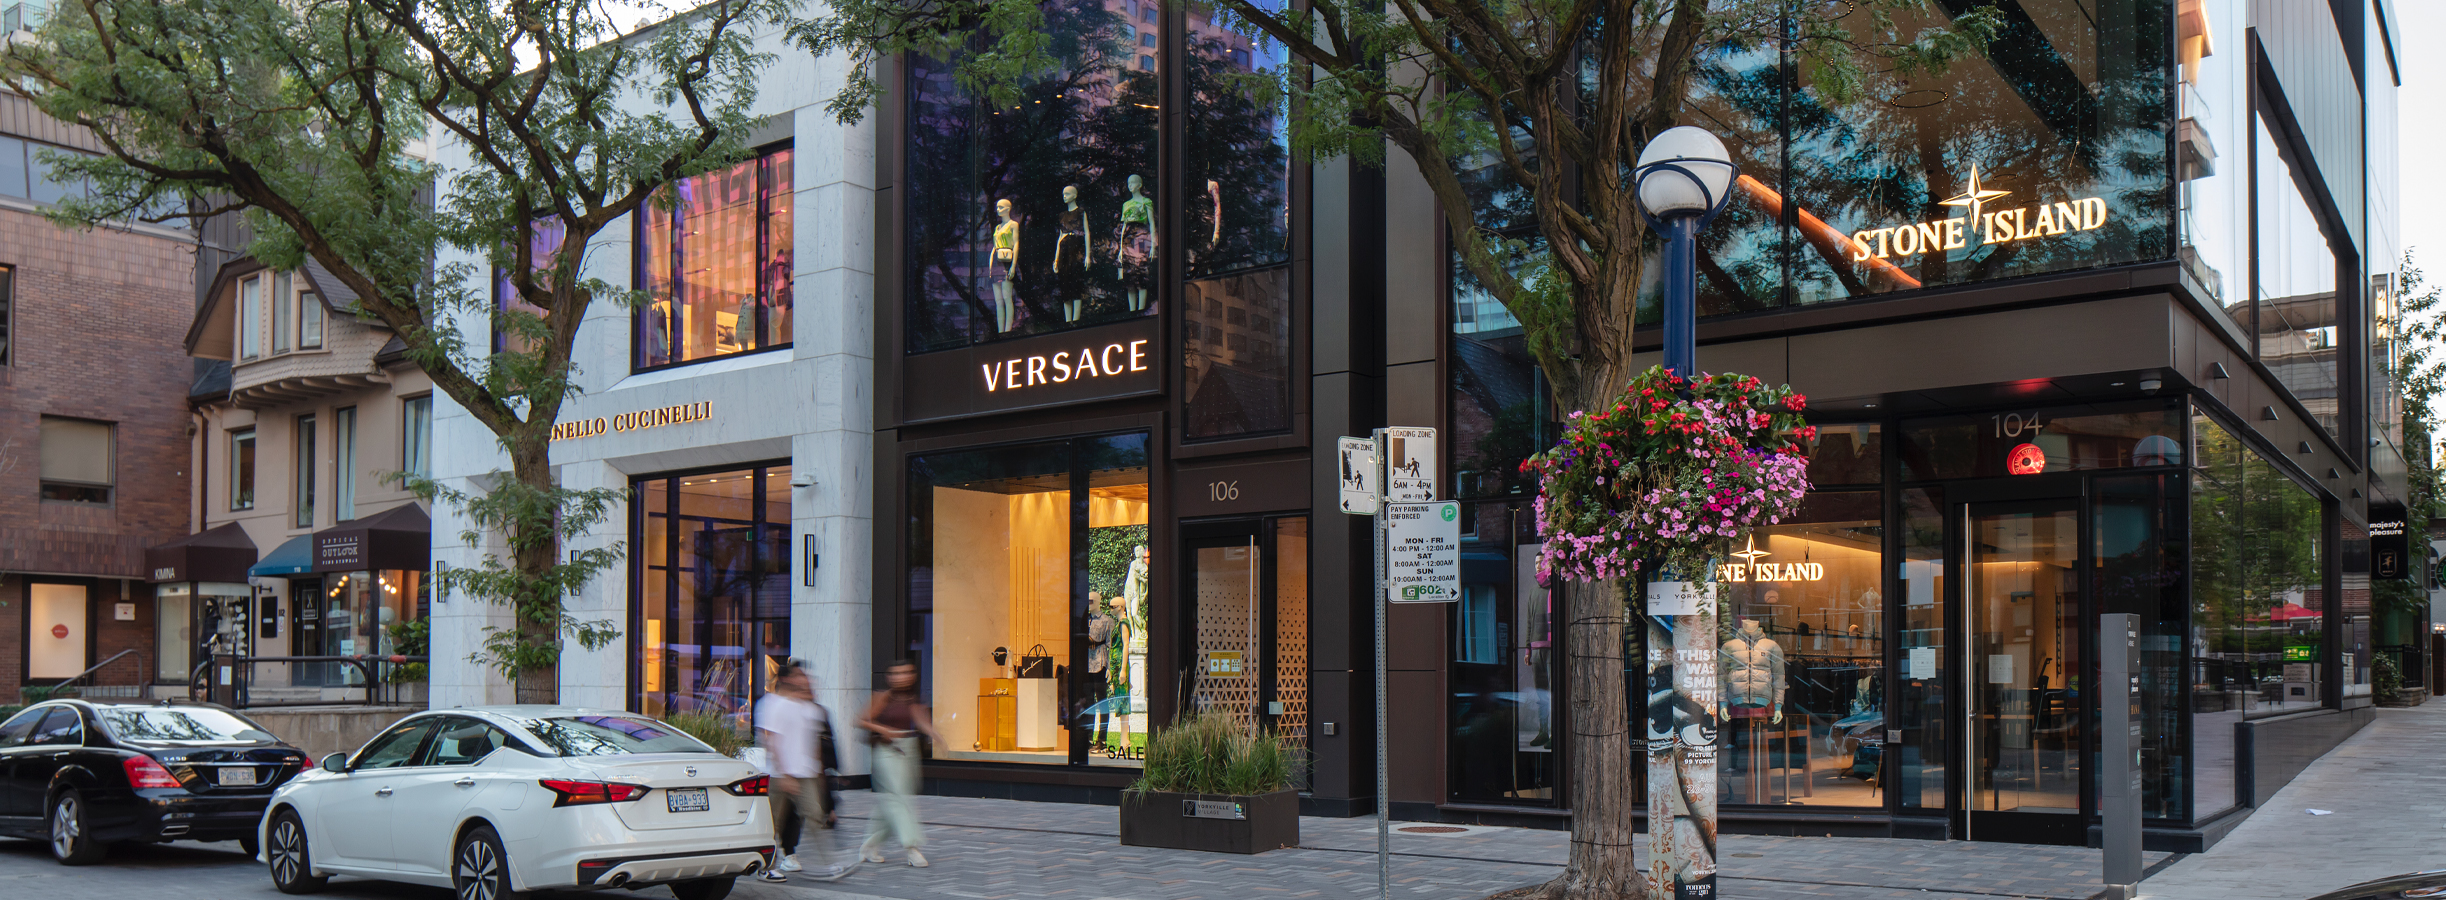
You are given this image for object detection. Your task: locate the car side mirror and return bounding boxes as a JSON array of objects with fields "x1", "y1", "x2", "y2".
[{"x1": 320, "y1": 753, "x2": 348, "y2": 773}]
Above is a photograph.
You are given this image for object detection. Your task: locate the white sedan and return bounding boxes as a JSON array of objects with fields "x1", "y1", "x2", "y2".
[{"x1": 258, "y1": 706, "x2": 773, "y2": 900}]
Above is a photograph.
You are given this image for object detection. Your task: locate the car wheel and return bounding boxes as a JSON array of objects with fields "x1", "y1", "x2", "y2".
[
  {"x1": 49, "y1": 790, "x2": 106, "y2": 866},
  {"x1": 669, "y1": 877, "x2": 736, "y2": 900},
  {"x1": 452, "y1": 825, "x2": 523, "y2": 900},
  {"x1": 266, "y1": 811, "x2": 327, "y2": 894}
]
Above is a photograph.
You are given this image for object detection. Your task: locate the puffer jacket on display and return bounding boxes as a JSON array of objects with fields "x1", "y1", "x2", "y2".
[{"x1": 1721, "y1": 628, "x2": 1787, "y2": 711}]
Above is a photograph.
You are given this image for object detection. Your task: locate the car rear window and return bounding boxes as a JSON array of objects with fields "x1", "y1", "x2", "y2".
[
  {"x1": 516, "y1": 715, "x2": 715, "y2": 757},
  {"x1": 98, "y1": 707, "x2": 278, "y2": 744}
]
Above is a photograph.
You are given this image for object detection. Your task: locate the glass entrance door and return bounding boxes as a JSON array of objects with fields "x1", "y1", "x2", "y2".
[
  {"x1": 1962, "y1": 501, "x2": 2086, "y2": 844},
  {"x1": 1179, "y1": 518, "x2": 1311, "y2": 784}
]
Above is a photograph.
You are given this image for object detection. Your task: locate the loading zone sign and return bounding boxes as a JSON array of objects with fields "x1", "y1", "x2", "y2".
[{"x1": 1386, "y1": 502, "x2": 1460, "y2": 602}]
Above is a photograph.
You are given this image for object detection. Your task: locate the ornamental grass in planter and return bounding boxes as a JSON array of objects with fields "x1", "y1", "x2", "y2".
[{"x1": 1120, "y1": 709, "x2": 1300, "y2": 854}]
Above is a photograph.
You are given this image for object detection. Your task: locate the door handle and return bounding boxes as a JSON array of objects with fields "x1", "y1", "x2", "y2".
[
  {"x1": 375, "y1": 787, "x2": 393, "y2": 796},
  {"x1": 454, "y1": 778, "x2": 476, "y2": 787}
]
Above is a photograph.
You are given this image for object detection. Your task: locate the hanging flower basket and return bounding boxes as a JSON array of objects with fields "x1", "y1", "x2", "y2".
[{"x1": 1522, "y1": 366, "x2": 1815, "y2": 582}]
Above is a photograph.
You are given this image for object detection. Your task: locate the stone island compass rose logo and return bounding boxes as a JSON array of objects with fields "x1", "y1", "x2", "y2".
[{"x1": 1717, "y1": 536, "x2": 1824, "y2": 583}]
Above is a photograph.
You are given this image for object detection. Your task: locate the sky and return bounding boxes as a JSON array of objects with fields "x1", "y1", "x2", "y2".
[{"x1": 2398, "y1": 3, "x2": 2446, "y2": 274}]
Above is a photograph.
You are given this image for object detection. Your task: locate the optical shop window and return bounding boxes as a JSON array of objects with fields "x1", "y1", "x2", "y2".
[
  {"x1": 1718, "y1": 490, "x2": 1884, "y2": 808},
  {"x1": 907, "y1": 434, "x2": 1151, "y2": 767}
]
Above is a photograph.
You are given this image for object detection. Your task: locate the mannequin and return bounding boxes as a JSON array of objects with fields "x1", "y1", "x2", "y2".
[
  {"x1": 1055, "y1": 184, "x2": 1091, "y2": 321},
  {"x1": 1117, "y1": 174, "x2": 1154, "y2": 311},
  {"x1": 991, "y1": 198, "x2": 1021, "y2": 332},
  {"x1": 1721, "y1": 618, "x2": 1786, "y2": 722}
]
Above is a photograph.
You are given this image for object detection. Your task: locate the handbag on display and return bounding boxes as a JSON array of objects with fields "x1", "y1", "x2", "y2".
[{"x1": 1016, "y1": 643, "x2": 1055, "y2": 679}]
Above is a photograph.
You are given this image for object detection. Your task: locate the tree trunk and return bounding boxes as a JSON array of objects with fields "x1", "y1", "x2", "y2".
[
  {"x1": 1533, "y1": 577, "x2": 1642, "y2": 900},
  {"x1": 508, "y1": 429, "x2": 560, "y2": 706}
]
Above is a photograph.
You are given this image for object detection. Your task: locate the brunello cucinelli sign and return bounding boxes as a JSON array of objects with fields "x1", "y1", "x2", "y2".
[
  {"x1": 1848, "y1": 164, "x2": 2112, "y2": 262},
  {"x1": 550, "y1": 401, "x2": 712, "y2": 442},
  {"x1": 904, "y1": 316, "x2": 1163, "y2": 423}
]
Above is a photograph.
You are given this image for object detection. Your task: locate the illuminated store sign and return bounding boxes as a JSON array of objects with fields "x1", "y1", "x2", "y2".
[
  {"x1": 1849, "y1": 165, "x2": 2111, "y2": 261},
  {"x1": 1715, "y1": 537, "x2": 1824, "y2": 584},
  {"x1": 550, "y1": 401, "x2": 713, "y2": 442},
  {"x1": 980, "y1": 339, "x2": 1151, "y2": 392}
]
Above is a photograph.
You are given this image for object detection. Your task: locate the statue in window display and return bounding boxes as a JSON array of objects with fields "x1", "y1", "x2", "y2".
[
  {"x1": 1116, "y1": 174, "x2": 1154, "y2": 311},
  {"x1": 1116, "y1": 545, "x2": 1151, "y2": 758},
  {"x1": 1055, "y1": 184, "x2": 1091, "y2": 322},
  {"x1": 992, "y1": 198, "x2": 1021, "y2": 332}
]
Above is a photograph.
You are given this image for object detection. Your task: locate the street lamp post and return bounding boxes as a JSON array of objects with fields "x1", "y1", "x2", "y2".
[{"x1": 1631, "y1": 125, "x2": 1735, "y2": 900}]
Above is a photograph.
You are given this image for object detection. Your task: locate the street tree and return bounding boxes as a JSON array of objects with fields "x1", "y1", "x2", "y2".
[
  {"x1": 795, "y1": 0, "x2": 1990, "y2": 895},
  {"x1": 0, "y1": 0, "x2": 791, "y2": 701}
]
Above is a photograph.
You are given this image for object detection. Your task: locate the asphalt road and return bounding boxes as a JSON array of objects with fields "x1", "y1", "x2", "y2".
[{"x1": 0, "y1": 837, "x2": 804, "y2": 900}]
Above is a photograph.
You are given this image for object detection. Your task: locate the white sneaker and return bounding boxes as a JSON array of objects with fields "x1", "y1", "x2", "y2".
[
  {"x1": 862, "y1": 846, "x2": 886, "y2": 863},
  {"x1": 758, "y1": 869, "x2": 790, "y2": 883},
  {"x1": 906, "y1": 849, "x2": 928, "y2": 868},
  {"x1": 778, "y1": 855, "x2": 804, "y2": 873}
]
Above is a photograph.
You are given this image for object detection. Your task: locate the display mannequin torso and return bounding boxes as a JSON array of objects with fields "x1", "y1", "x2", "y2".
[{"x1": 1721, "y1": 621, "x2": 1786, "y2": 713}]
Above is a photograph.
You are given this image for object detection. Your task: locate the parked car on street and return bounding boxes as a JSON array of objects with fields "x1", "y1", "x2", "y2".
[
  {"x1": 0, "y1": 699, "x2": 310, "y2": 864},
  {"x1": 2307, "y1": 870, "x2": 2446, "y2": 900},
  {"x1": 260, "y1": 706, "x2": 772, "y2": 900}
]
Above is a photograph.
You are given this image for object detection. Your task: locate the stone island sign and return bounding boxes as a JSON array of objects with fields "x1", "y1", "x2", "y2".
[{"x1": 1849, "y1": 165, "x2": 2111, "y2": 262}]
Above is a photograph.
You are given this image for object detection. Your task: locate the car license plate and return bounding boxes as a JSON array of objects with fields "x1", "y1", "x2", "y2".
[
  {"x1": 665, "y1": 787, "x2": 709, "y2": 812},
  {"x1": 216, "y1": 767, "x2": 259, "y2": 787}
]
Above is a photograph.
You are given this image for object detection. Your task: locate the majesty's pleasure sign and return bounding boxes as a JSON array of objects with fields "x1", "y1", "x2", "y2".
[{"x1": 1849, "y1": 165, "x2": 2109, "y2": 261}]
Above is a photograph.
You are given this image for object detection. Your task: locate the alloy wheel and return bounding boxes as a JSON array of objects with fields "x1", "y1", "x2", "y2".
[
  {"x1": 455, "y1": 835, "x2": 503, "y2": 900},
  {"x1": 270, "y1": 820, "x2": 304, "y2": 885},
  {"x1": 49, "y1": 795, "x2": 78, "y2": 858}
]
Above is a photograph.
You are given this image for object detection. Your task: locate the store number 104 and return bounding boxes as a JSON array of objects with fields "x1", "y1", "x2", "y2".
[{"x1": 1993, "y1": 412, "x2": 2045, "y2": 438}]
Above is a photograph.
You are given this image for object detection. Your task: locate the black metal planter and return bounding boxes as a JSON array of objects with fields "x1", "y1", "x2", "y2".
[{"x1": 1118, "y1": 789, "x2": 1299, "y2": 854}]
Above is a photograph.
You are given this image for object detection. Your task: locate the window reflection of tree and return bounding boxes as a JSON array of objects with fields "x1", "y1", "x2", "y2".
[{"x1": 2192, "y1": 416, "x2": 2324, "y2": 712}]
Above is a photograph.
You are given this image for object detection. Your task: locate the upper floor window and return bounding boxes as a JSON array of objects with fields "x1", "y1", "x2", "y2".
[
  {"x1": 904, "y1": 1, "x2": 1156, "y2": 353},
  {"x1": 635, "y1": 148, "x2": 793, "y2": 369},
  {"x1": 38, "y1": 416, "x2": 113, "y2": 504},
  {"x1": 333, "y1": 406, "x2": 359, "y2": 521},
  {"x1": 230, "y1": 428, "x2": 257, "y2": 510},
  {"x1": 402, "y1": 395, "x2": 433, "y2": 479},
  {"x1": 0, "y1": 265, "x2": 11, "y2": 367},
  {"x1": 2252, "y1": 113, "x2": 2341, "y2": 440},
  {"x1": 238, "y1": 274, "x2": 262, "y2": 359},
  {"x1": 0, "y1": 135, "x2": 93, "y2": 206},
  {"x1": 494, "y1": 218, "x2": 564, "y2": 355},
  {"x1": 236, "y1": 269, "x2": 322, "y2": 360},
  {"x1": 295, "y1": 413, "x2": 317, "y2": 527}
]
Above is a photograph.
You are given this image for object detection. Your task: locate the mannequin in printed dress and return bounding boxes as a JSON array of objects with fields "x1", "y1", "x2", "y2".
[
  {"x1": 991, "y1": 199, "x2": 1020, "y2": 332},
  {"x1": 1116, "y1": 174, "x2": 1154, "y2": 311},
  {"x1": 1055, "y1": 184, "x2": 1090, "y2": 322}
]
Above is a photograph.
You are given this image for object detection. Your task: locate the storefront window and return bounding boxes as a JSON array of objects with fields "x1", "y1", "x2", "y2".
[
  {"x1": 1895, "y1": 487, "x2": 1946, "y2": 814},
  {"x1": 494, "y1": 218, "x2": 564, "y2": 355},
  {"x1": 633, "y1": 464, "x2": 794, "y2": 728},
  {"x1": 1448, "y1": 501, "x2": 1558, "y2": 805},
  {"x1": 1900, "y1": 401, "x2": 2184, "y2": 481},
  {"x1": 1716, "y1": 492, "x2": 1884, "y2": 808},
  {"x1": 906, "y1": 433, "x2": 1150, "y2": 767},
  {"x1": 1808, "y1": 423, "x2": 1882, "y2": 486},
  {"x1": 1451, "y1": 243, "x2": 1551, "y2": 501},
  {"x1": 2191, "y1": 413, "x2": 2325, "y2": 719},
  {"x1": 156, "y1": 584, "x2": 197, "y2": 683},
  {"x1": 316, "y1": 570, "x2": 423, "y2": 684},
  {"x1": 2253, "y1": 115, "x2": 2342, "y2": 439},
  {"x1": 904, "y1": 0, "x2": 1158, "y2": 352},
  {"x1": 1783, "y1": 0, "x2": 2173, "y2": 306},
  {"x1": 636, "y1": 149, "x2": 794, "y2": 369},
  {"x1": 1180, "y1": 1, "x2": 1294, "y2": 440},
  {"x1": 2094, "y1": 473, "x2": 2188, "y2": 821}
]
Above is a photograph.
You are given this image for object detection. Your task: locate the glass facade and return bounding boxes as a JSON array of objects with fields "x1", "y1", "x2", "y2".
[
  {"x1": 632, "y1": 464, "x2": 794, "y2": 728},
  {"x1": 1448, "y1": 500, "x2": 1559, "y2": 805},
  {"x1": 494, "y1": 218, "x2": 563, "y2": 355},
  {"x1": 1180, "y1": 0, "x2": 1293, "y2": 440},
  {"x1": 1718, "y1": 492, "x2": 1885, "y2": 808},
  {"x1": 2190, "y1": 412, "x2": 2325, "y2": 718},
  {"x1": 636, "y1": 149, "x2": 795, "y2": 369},
  {"x1": 904, "y1": 0, "x2": 1159, "y2": 351},
  {"x1": 2252, "y1": 116, "x2": 2342, "y2": 439},
  {"x1": 905, "y1": 433, "x2": 1150, "y2": 767}
]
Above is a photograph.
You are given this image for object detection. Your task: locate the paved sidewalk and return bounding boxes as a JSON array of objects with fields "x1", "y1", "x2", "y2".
[
  {"x1": 738, "y1": 791, "x2": 2171, "y2": 900},
  {"x1": 2141, "y1": 700, "x2": 2446, "y2": 900}
]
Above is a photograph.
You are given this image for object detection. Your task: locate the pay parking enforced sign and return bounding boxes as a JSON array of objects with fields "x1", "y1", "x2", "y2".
[{"x1": 1386, "y1": 502, "x2": 1461, "y2": 602}]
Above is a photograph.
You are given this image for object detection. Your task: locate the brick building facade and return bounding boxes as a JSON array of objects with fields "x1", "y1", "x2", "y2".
[{"x1": 0, "y1": 91, "x2": 201, "y2": 702}]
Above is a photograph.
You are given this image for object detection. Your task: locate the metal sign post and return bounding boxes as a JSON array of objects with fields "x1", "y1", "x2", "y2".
[
  {"x1": 2100, "y1": 613, "x2": 2143, "y2": 900},
  {"x1": 1343, "y1": 427, "x2": 1439, "y2": 900}
]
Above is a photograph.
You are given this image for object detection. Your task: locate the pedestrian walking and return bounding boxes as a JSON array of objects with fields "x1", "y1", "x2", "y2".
[
  {"x1": 857, "y1": 659, "x2": 943, "y2": 867},
  {"x1": 755, "y1": 661, "x2": 855, "y2": 883}
]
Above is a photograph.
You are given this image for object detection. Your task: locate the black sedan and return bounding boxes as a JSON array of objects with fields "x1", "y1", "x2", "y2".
[
  {"x1": 2309, "y1": 871, "x2": 2446, "y2": 900},
  {"x1": 0, "y1": 699, "x2": 309, "y2": 864}
]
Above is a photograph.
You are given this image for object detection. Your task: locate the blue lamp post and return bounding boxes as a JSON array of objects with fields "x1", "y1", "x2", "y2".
[
  {"x1": 1632, "y1": 125, "x2": 1735, "y2": 900},
  {"x1": 1633, "y1": 126, "x2": 1738, "y2": 378}
]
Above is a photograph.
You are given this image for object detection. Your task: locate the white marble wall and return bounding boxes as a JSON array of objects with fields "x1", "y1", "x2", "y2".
[{"x1": 424, "y1": 11, "x2": 877, "y2": 772}]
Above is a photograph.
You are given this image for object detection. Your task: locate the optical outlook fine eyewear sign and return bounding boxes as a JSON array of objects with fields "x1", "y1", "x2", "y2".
[{"x1": 1386, "y1": 502, "x2": 1460, "y2": 602}]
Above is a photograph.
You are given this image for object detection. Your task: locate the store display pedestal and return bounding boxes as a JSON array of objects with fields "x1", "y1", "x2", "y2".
[
  {"x1": 1119, "y1": 789, "x2": 1298, "y2": 854},
  {"x1": 1017, "y1": 677, "x2": 1059, "y2": 749}
]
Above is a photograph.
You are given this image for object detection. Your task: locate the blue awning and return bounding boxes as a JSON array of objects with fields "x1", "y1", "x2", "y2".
[{"x1": 249, "y1": 535, "x2": 315, "y2": 577}]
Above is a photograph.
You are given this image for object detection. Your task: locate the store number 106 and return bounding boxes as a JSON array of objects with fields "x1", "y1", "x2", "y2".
[{"x1": 1992, "y1": 412, "x2": 2045, "y2": 439}]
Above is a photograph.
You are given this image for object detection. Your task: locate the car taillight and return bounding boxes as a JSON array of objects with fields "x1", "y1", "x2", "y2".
[
  {"x1": 723, "y1": 775, "x2": 768, "y2": 796},
  {"x1": 123, "y1": 756, "x2": 184, "y2": 789},
  {"x1": 539, "y1": 779, "x2": 648, "y2": 806}
]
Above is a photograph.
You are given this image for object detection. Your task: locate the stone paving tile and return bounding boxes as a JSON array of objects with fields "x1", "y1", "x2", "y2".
[{"x1": 727, "y1": 792, "x2": 2169, "y2": 900}]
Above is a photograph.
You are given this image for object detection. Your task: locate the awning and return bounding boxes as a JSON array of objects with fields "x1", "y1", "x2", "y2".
[
  {"x1": 250, "y1": 535, "x2": 316, "y2": 578},
  {"x1": 146, "y1": 523, "x2": 259, "y2": 583},
  {"x1": 313, "y1": 502, "x2": 431, "y2": 573}
]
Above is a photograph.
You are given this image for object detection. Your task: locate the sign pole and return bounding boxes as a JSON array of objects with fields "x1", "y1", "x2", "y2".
[
  {"x1": 1372, "y1": 427, "x2": 1390, "y2": 900},
  {"x1": 2100, "y1": 613, "x2": 2142, "y2": 900}
]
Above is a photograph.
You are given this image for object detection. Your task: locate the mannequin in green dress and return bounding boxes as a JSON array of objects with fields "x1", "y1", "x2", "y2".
[
  {"x1": 1116, "y1": 174, "x2": 1154, "y2": 312},
  {"x1": 992, "y1": 198, "x2": 1020, "y2": 332}
]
